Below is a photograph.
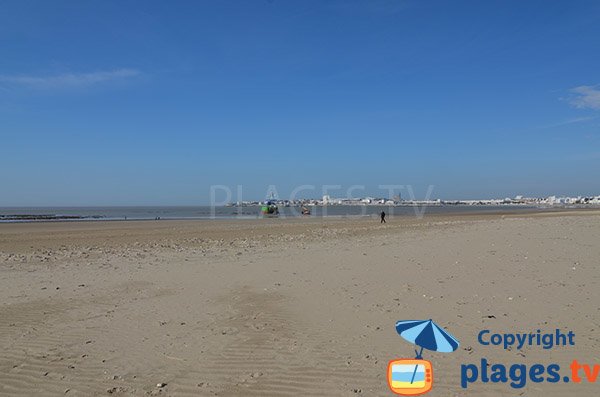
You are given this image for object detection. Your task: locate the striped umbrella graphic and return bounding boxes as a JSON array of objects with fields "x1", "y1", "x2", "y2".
[{"x1": 395, "y1": 319, "x2": 459, "y2": 384}]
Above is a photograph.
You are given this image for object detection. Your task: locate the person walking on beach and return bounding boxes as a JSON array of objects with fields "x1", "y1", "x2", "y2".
[{"x1": 380, "y1": 211, "x2": 386, "y2": 223}]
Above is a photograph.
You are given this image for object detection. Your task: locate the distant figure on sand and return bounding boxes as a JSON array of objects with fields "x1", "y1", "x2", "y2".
[{"x1": 380, "y1": 211, "x2": 386, "y2": 223}]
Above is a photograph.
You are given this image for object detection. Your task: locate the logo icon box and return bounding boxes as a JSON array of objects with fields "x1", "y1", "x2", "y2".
[{"x1": 387, "y1": 359, "x2": 433, "y2": 396}]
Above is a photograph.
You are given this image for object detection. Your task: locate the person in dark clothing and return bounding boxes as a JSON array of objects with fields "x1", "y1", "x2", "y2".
[{"x1": 380, "y1": 211, "x2": 386, "y2": 223}]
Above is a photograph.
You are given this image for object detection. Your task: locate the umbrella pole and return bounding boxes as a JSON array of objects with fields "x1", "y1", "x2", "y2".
[
  {"x1": 414, "y1": 346, "x2": 423, "y2": 359},
  {"x1": 410, "y1": 347, "x2": 424, "y2": 384}
]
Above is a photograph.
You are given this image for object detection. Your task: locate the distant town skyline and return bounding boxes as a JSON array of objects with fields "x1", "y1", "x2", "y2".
[
  {"x1": 1, "y1": 1, "x2": 600, "y2": 206},
  {"x1": 224, "y1": 192, "x2": 600, "y2": 207}
]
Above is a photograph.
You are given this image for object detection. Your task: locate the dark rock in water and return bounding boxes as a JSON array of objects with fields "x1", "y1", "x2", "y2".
[{"x1": 0, "y1": 214, "x2": 104, "y2": 222}]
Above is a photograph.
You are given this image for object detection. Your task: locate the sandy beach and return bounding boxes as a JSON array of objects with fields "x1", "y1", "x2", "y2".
[{"x1": 1, "y1": 210, "x2": 599, "y2": 396}]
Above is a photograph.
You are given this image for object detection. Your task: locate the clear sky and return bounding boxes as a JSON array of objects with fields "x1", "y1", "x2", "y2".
[{"x1": 1, "y1": 0, "x2": 599, "y2": 206}]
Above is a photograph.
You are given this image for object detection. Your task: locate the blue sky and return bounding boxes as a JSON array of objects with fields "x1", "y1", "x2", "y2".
[{"x1": 1, "y1": 0, "x2": 599, "y2": 205}]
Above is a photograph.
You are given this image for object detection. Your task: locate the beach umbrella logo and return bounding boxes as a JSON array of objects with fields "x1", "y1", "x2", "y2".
[{"x1": 387, "y1": 319, "x2": 459, "y2": 395}]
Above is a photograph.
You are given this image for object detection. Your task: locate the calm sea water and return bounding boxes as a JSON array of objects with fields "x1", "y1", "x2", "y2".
[{"x1": 0, "y1": 205, "x2": 551, "y2": 222}]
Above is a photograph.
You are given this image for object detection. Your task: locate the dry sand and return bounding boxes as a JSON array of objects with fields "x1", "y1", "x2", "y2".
[{"x1": 1, "y1": 211, "x2": 599, "y2": 396}]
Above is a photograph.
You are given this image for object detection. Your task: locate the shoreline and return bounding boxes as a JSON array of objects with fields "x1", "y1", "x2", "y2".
[
  {"x1": 0, "y1": 205, "x2": 598, "y2": 224},
  {"x1": 2, "y1": 208, "x2": 599, "y2": 255}
]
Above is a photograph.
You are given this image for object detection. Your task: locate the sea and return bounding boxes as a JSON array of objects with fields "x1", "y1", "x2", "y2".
[{"x1": 0, "y1": 205, "x2": 558, "y2": 222}]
